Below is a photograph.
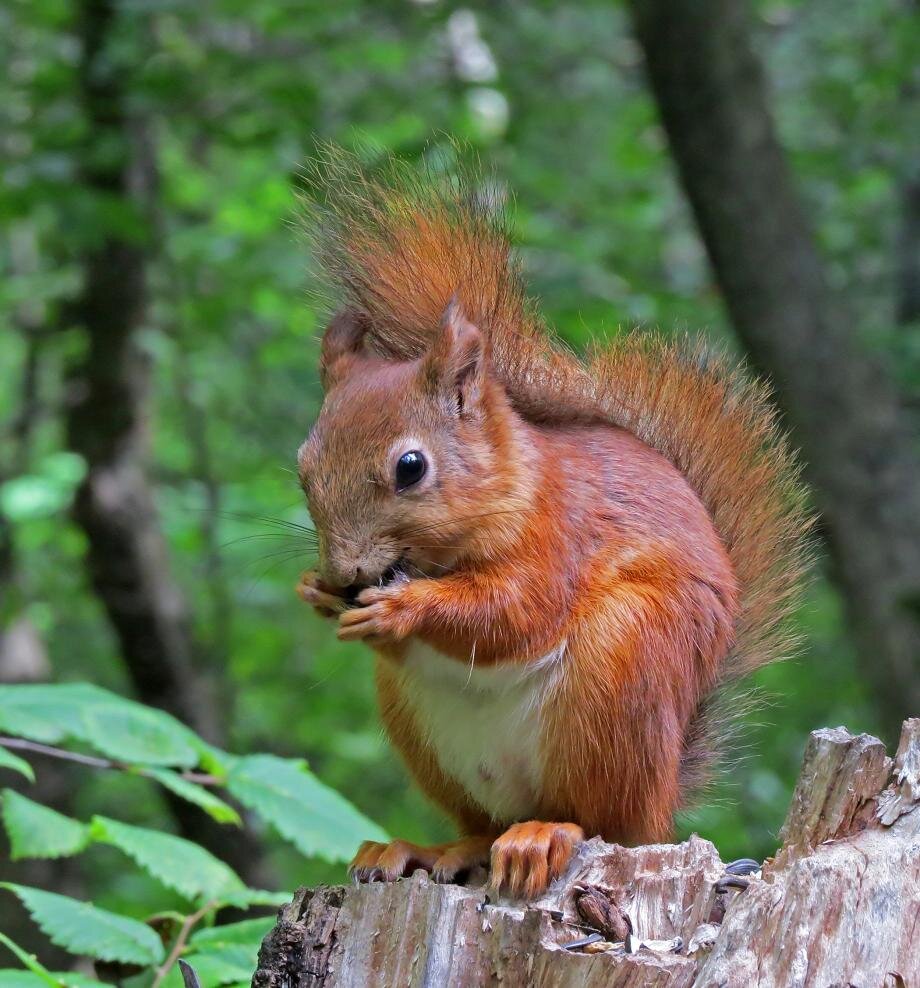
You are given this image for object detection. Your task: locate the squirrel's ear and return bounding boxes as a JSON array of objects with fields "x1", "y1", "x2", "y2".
[
  {"x1": 422, "y1": 296, "x2": 484, "y2": 416},
  {"x1": 320, "y1": 308, "x2": 369, "y2": 389}
]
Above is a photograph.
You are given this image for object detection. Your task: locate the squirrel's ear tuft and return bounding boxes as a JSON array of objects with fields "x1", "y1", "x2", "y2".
[
  {"x1": 320, "y1": 309, "x2": 369, "y2": 389},
  {"x1": 422, "y1": 296, "x2": 485, "y2": 416}
]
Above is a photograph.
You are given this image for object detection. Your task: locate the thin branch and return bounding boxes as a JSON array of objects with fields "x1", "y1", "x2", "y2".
[
  {"x1": 0, "y1": 738, "x2": 113, "y2": 770},
  {"x1": 151, "y1": 900, "x2": 216, "y2": 988},
  {"x1": 0, "y1": 737, "x2": 221, "y2": 786}
]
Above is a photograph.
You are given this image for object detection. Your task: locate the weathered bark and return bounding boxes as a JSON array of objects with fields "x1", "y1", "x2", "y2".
[
  {"x1": 66, "y1": 0, "x2": 265, "y2": 885},
  {"x1": 252, "y1": 719, "x2": 920, "y2": 987},
  {"x1": 626, "y1": 0, "x2": 920, "y2": 732}
]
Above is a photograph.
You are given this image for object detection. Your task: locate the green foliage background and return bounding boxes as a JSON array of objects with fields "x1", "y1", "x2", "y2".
[{"x1": 1, "y1": 0, "x2": 914, "y2": 940}]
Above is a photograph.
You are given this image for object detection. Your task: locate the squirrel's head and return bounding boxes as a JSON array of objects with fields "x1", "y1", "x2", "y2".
[{"x1": 298, "y1": 299, "x2": 529, "y2": 596}]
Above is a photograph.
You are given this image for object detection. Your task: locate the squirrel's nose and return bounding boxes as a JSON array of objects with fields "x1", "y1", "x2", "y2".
[
  {"x1": 321, "y1": 560, "x2": 363, "y2": 591},
  {"x1": 328, "y1": 566, "x2": 367, "y2": 607}
]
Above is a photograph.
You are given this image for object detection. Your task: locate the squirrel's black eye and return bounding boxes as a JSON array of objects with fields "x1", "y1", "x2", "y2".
[{"x1": 395, "y1": 450, "x2": 427, "y2": 492}]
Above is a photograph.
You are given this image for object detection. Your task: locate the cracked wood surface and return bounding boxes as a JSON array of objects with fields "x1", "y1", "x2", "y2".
[{"x1": 252, "y1": 720, "x2": 920, "y2": 987}]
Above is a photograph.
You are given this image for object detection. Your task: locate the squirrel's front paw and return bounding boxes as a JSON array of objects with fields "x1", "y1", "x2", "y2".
[
  {"x1": 337, "y1": 584, "x2": 416, "y2": 644},
  {"x1": 297, "y1": 571, "x2": 347, "y2": 619}
]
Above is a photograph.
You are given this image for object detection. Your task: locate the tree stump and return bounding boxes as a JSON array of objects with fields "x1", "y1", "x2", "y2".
[{"x1": 252, "y1": 720, "x2": 920, "y2": 987}]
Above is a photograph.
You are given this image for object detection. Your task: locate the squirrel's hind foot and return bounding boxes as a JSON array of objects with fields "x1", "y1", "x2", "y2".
[
  {"x1": 349, "y1": 836, "x2": 492, "y2": 885},
  {"x1": 349, "y1": 824, "x2": 584, "y2": 898},
  {"x1": 489, "y1": 821, "x2": 585, "y2": 899}
]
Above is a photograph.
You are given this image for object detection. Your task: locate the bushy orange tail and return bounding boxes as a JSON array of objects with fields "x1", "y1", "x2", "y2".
[{"x1": 305, "y1": 147, "x2": 813, "y2": 791}]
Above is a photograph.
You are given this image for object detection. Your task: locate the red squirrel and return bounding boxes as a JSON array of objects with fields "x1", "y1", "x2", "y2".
[{"x1": 296, "y1": 153, "x2": 811, "y2": 898}]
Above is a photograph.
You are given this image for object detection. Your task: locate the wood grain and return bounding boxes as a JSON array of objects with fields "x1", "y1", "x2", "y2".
[{"x1": 252, "y1": 721, "x2": 920, "y2": 987}]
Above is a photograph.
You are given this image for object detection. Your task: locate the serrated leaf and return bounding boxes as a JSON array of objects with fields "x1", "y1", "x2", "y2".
[
  {"x1": 0, "y1": 684, "x2": 200, "y2": 767},
  {"x1": 0, "y1": 884, "x2": 165, "y2": 966},
  {"x1": 0, "y1": 973, "x2": 107, "y2": 988},
  {"x1": 1, "y1": 790, "x2": 90, "y2": 860},
  {"x1": 155, "y1": 967, "x2": 184, "y2": 988},
  {"x1": 90, "y1": 817, "x2": 244, "y2": 902},
  {"x1": 225, "y1": 754, "x2": 387, "y2": 863},
  {"x1": 0, "y1": 930, "x2": 58, "y2": 984},
  {"x1": 0, "y1": 746, "x2": 35, "y2": 782},
  {"x1": 193, "y1": 743, "x2": 232, "y2": 777},
  {"x1": 143, "y1": 769, "x2": 241, "y2": 825},
  {"x1": 0, "y1": 976, "x2": 49, "y2": 988},
  {"x1": 168, "y1": 923, "x2": 272, "y2": 988},
  {"x1": 180, "y1": 944, "x2": 256, "y2": 985},
  {"x1": 0, "y1": 975, "x2": 45, "y2": 988},
  {"x1": 216, "y1": 888, "x2": 293, "y2": 909},
  {"x1": 80, "y1": 706, "x2": 198, "y2": 767},
  {"x1": 78, "y1": 696, "x2": 199, "y2": 768},
  {"x1": 0, "y1": 684, "x2": 121, "y2": 742},
  {"x1": 188, "y1": 916, "x2": 275, "y2": 950},
  {"x1": 0, "y1": 684, "x2": 81, "y2": 742},
  {"x1": 55, "y1": 976, "x2": 108, "y2": 988}
]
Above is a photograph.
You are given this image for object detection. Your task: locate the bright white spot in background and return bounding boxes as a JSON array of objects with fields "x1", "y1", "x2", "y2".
[
  {"x1": 466, "y1": 87, "x2": 509, "y2": 139},
  {"x1": 447, "y1": 10, "x2": 498, "y2": 83}
]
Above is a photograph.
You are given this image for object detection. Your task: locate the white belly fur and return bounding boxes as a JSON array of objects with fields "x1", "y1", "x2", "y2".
[{"x1": 400, "y1": 641, "x2": 566, "y2": 822}]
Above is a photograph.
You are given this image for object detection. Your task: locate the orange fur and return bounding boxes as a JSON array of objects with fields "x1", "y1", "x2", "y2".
[{"x1": 298, "y1": 149, "x2": 812, "y2": 897}]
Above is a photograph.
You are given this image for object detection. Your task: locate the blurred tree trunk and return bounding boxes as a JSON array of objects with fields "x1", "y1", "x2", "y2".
[
  {"x1": 896, "y1": 1, "x2": 920, "y2": 328},
  {"x1": 1, "y1": 227, "x2": 45, "y2": 674},
  {"x1": 627, "y1": 0, "x2": 920, "y2": 733},
  {"x1": 0, "y1": 292, "x2": 77, "y2": 966},
  {"x1": 897, "y1": 174, "x2": 920, "y2": 326},
  {"x1": 66, "y1": 0, "x2": 266, "y2": 885},
  {"x1": 69, "y1": 0, "x2": 216, "y2": 748}
]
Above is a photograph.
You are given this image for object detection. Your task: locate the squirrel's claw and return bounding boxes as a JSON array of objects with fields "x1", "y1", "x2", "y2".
[
  {"x1": 349, "y1": 839, "x2": 440, "y2": 883},
  {"x1": 489, "y1": 821, "x2": 584, "y2": 899},
  {"x1": 430, "y1": 836, "x2": 493, "y2": 884},
  {"x1": 349, "y1": 836, "x2": 493, "y2": 886}
]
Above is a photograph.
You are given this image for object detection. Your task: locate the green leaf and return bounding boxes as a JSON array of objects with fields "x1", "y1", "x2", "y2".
[
  {"x1": 0, "y1": 477, "x2": 69, "y2": 522},
  {"x1": 0, "y1": 973, "x2": 106, "y2": 988},
  {"x1": 53, "y1": 975, "x2": 108, "y2": 988},
  {"x1": 0, "y1": 884, "x2": 165, "y2": 966},
  {"x1": 80, "y1": 703, "x2": 199, "y2": 768},
  {"x1": 0, "y1": 746, "x2": 35, "y2": 782},
  {"x1": 180, "y1": 945, "x2": 256, "y2": 985},
  {"x1": 0, "y1": 685, "x2": 77, "y2": 742},
  {"x1": 0, "y1": 930, "x2": 58, "y2": 985},
  {"x1": 178, "y1": 920, "x2": 275, "y2": 987},
  {"x1": 1, "y1": 790, "x2": 91, "y2": 860},
  {"x1": 216, "y1": 888, "x2": 293, "y2": 910},
  {"x1": 188, "y1": 916, "x2": 275, "y2": 950},
  {"x1": 225, "y1": 754, "x2": 387, "y2": 863},
  {"x1": 143, "y1": 769, "x2": 241, "y2": 825},
  {"x1": 0, "y1": 684, "x2": 200, "y2": 767},
  {"x1": 89, "y1": 817, "x2": 244, "y2": 902},
  {"x1": 194, "y1": 744, "x2": 231, "y2": 777},
  {"x1": 0, "y1": 453, "x2": 86, "y2": 522}
]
